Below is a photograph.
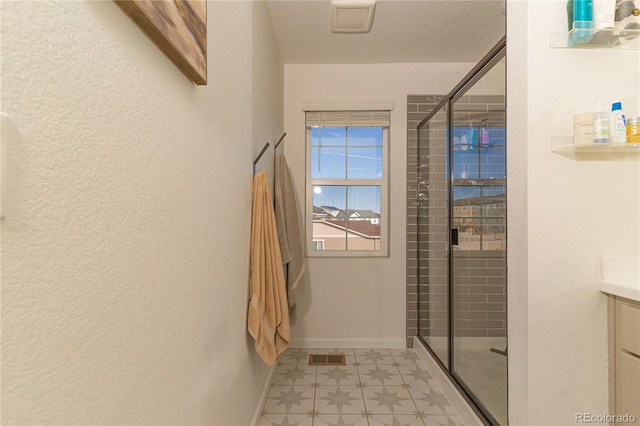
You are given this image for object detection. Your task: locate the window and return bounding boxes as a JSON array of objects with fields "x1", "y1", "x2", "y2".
[{"x1": 305, "y1": 110, "x2": 389, "y2": 256}]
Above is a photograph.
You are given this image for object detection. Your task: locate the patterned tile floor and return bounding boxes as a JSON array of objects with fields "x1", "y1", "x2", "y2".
[{"x1": 258, "y1": 348, "x2": 465, "y2": 426}]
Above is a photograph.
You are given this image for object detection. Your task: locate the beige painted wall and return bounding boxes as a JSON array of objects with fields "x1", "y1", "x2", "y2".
[
  {"x1": 1, "y1": 1, "x2": 283, "y2": 424},
  {"x1": 507, "y1": 1, "x2": 640, "y2": 424},
  {"x1": 284, "y1": 62, "x2": 480, "y2": 347}
]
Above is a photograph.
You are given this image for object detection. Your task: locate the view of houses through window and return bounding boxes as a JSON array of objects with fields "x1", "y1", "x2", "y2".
[
  {"x1": 312, "y1": 202, "x2": 381, "y2": 251},
  {"x1": 306, "y1": 119, "x2": 388, "y2": 255},
  {"x1": 453, "y1": 193, "x2": 505, "y2": 250}
]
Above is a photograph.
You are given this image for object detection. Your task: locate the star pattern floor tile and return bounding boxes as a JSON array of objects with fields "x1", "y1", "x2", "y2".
[
  {"x1": 316, "y1": 366, "x2": 361, "y2": 386},
  {"x1": 409, "y1": 387, "x2": 457, "y2": 416},
  {"x1": 315, "y1": 386, "x2": 367, "y2": 414},
  {"x1": 258, "y1": 413, "x2": 314, "y2": 426},
  {"x1": 359, "y1": 364, "x2": 404, "y2": 386},
  {"x1": 362, "y1": 386, "x2": 418, "y2": 415},
  {"x1": 263, "y1": 386, "x2": 315, "y2": 414},
  {"x1": 398, "y1": 365, "x2": 438, "y2": 387},
  {"x1": 368, "y1": 414, "x2": 425, "y2": 426},
  {"x1": 272, "y1": 363, "x2": 318, "y2": 386},
  {"x1": 389, "y1": 349, "x2": 423, "y2": 365},
  {"x1": 313, "y1": 413, "x2": 369, "y2": 426},
  {"x1": 258, "y1": 348, "x2": 472, "y2": 426},
  {"x1": 355, "y1": 349, "x2": 396, "y2": 365}
]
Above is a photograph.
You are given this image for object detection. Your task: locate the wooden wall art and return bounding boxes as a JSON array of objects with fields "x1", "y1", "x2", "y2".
[{"x1": 115, "y1": 0, "x2": 207, "y2": 85}]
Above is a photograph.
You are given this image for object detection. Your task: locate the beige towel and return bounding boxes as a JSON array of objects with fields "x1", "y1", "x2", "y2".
[
  {"x1": 274, "y1": 154, "x2": 305, "y2": 319},
  {"x1": 248, "y1": 171, "x2": 290, "y2": 366}
]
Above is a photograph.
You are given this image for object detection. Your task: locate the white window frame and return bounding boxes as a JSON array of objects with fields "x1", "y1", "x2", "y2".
[{"x1": 304, "y1": 109, "x2": 390, "y2": 258}]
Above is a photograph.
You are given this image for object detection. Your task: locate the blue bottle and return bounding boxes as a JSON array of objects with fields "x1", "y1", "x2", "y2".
[{"x1": 572, "y1": 0, "x2": 593, "y2": 45}]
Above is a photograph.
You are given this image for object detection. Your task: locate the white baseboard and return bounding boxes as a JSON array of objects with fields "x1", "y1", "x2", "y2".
[
  {"x1": 290, "y1": 337, "x2": 406, "y2": 349},
  {"x1": 250, "y1": 363, "x2": 277, "y2": 426},
  {"x1": 413, "y1": 337, "x2": 484, "y2": 426}
]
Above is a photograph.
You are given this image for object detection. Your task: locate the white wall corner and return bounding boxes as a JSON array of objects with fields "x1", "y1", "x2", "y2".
[{"x1": 250, "y1": 363, "x2": 278, "y2": 426}]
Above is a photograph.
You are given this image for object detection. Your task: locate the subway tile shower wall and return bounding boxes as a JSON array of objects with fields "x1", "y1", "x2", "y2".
[{"x1": 406, "y1": 95, "x2": 507, "y2": 348}]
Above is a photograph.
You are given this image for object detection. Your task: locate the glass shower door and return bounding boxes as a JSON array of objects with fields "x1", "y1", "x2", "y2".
[
  {"x1": 450, "y1": 56, "x2": 507, "y2": 426},
  {"x1": 417, "y1": 103, "x2": 449, "y2": 368},
  {"x1": 415, "y1": 38, "x2": 507, "y2": 426}
]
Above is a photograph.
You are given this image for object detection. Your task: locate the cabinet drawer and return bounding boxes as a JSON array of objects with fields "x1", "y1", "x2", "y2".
[
  {"x1": 616, "y1": 351, "x2": 640, "y2": 419},
  {"x1": 620, "y1": 302, "x2": 640, "y2": 356}
]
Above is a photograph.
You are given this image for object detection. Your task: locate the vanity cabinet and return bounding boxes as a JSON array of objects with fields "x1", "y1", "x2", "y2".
[{"x1": 609, "y1": 296, "x2": 640, "y2": 423}]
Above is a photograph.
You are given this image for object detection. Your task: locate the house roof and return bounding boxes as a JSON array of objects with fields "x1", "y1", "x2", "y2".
[
  {"x1": 313, "y1": 206, "x2": 381, "y2": 219},
  {"x1": 314, "y1": 205, "x2": 343, "y2": 217},
  {"x1": 454, "y1": 193, "x2": 505, "y2": 206},
  {"x1": 339, "y1": 209, "x2": 380, "y2": 219},
  {"x1": 313, "y1": 206, "x2": 328, "y2": 215},
  {"x1": 317, "y1": 219, "x2": 381, "y2": 238}
]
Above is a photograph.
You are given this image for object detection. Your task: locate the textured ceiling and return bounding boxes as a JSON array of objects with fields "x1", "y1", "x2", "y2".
[{"x1": 266, "y1": 0, "x2": 506, "y2": 64}]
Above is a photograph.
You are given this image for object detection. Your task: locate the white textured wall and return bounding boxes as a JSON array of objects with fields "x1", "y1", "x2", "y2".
[
  {"x1": 284, "y1": 63, "x2": 475, "y2": 347},
  {"x1": 505, "y1": 1, "x2": 530, "y2": 424},
  {"x1": 508, "y1": 1, "x2": 640, "y2": 424},
  {"x1": 1, "y1": 1, "x2": 283, "y2": 424}
]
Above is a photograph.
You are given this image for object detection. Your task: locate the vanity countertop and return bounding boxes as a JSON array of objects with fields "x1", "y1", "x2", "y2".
[{"x1": 600, "y1": 256, "x2": 640, "y2": 302}]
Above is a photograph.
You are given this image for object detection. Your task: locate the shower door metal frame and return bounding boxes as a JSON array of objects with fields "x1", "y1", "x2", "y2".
[{"x1": 416, "y1": 36, "x2": 507, "y2": 426}]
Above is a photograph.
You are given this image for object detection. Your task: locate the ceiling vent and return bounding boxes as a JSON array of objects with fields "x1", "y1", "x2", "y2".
[{"x1": 330, "y1": 0, "x2": 376, "y2": 34}]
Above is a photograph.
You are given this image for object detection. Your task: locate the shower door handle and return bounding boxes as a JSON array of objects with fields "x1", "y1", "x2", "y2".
[{"x1": 451, "y1": 228, "x2": 459, "y2": 246}]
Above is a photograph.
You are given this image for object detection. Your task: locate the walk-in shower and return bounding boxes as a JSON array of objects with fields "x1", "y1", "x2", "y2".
[{"x1": 414, "y1": 38, "x2": 507, "y2": 425}]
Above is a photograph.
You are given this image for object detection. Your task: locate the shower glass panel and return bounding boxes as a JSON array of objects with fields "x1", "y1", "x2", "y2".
[
  {"x1": 417, "y1": 104, "x2": 449, "y2": 368},
  {"x1": 416, "y1": 38, "x2": 506, "y2": 426},
  {"x1": 451, "y1": 56, "x2": 507, "y2": 426}
]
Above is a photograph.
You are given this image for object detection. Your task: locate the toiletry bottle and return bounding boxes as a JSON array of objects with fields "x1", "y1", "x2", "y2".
[
  {"x1": 480, "y1": 120, "x2": 490, "y2": 147},
  {"x1": 465, "y1": 123, "x2": 476, "y2": 150},
  {"x1": 627, "y1": 116, "x2": 640, "y2": 143},
  {"x1": 610, "y1": 100, "x2": 627, "y2": 144},
  {"x1": 615, "y1": 1, "x2": 639, "y2": 26},
  {"x1": 460, "y1": 166, "x2": 468, "y2": 179},
  {"x1": 573, "y1": 0, "x2": 594, "y2": 44},
  {"x1": 593, "y1": 0, "x2": 616, "y2": 28},
  {"x1": 593, "y1": 100, "x2": 609, "y2": 144},
  {"x1": 574, "y1": 112, "x2": 594, "y2": 145},
  {"x1": 567, "y1": 0, "x2": 574, "y2": 32}
]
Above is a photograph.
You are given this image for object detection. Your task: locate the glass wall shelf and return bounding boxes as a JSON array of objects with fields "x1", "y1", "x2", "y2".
[
  {"x1": 551, "y1": 136, "x2": 640, "y2": 159},
  {"x1": 550, "y1": 22, "x2": 640, "y2": 49},
  {"x1": 453, "y1": 178, "x2": 506, "y2": 186},
  {"x1": 453, "y1": 144, "x2": 507, "y2": 151}
]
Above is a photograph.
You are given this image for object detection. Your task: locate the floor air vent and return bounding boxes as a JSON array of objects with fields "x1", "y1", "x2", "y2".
[{"x1": 308, "y1": 354, "x2": 346, "y2": 366}]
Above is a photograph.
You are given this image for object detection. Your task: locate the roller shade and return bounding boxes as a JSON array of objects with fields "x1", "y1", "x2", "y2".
[{"x1": 305, "y1": 110, "x2": 391, "y2": 127}]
